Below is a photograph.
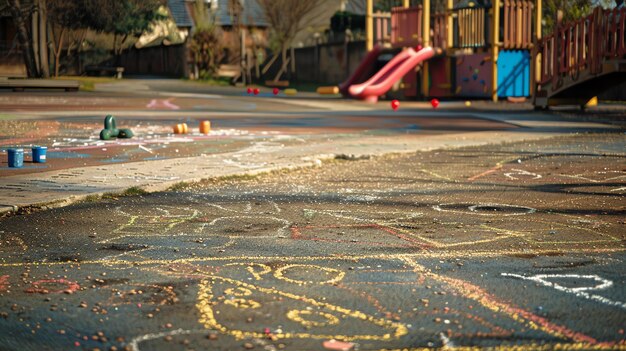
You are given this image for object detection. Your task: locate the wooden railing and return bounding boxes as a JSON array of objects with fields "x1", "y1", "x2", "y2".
[
  {"x1": 454, "y1": 7, "x2": 487, "y2": 48},
  {"x1": 432, "y1": 12, "x2": 447, "y2": 49},
  {"x1": 374, "y1": 12, "x2": 392, "y2": 46},
  {"x1": 503, "y1": 0, "x2": 534, "y2": 49},
  {"x1": 391, "y1": 6, "x2": 423, "y2": 48},
  {"x1": 536, "y1": 7, "x2": 626, "y2": 87}
]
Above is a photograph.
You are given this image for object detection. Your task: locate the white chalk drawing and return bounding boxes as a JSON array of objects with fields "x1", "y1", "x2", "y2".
[
  {"x1": 199, "y1": 215, "x2": 291, "y2": 237},
  {"x1": 200, "y1": 201, "x2": 282, "y2": 215},
  {"x1": 344, "y1": 194, "x2": 380, "y2": 202},
  {"x1": 556, "y1": 170, "x2": 626, "y2": 183},
  {"x1": 433, "y1": 203, "x2": 536, "y2": 216},
  {"x1": 223, "y1": 157, "x2": 267, "y2": 169},
  {"x1": 502, "y1": 273, "x2": 626, "y2": 309},
  {"x1": 128, "y1": 328, "x2": 208, "y2": 351},
  {"x1": 96, "y1": 202, "x2": 291, "y2": 261},
  {"x1": 504, "y1": 169, "x2": 542, "y2": 180},
  {"x1": 302, "y1": 209, "x2": 423, "y2": 224}
]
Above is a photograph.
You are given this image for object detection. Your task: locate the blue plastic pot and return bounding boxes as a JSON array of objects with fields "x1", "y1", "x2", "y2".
[
  {"x1": 32, "y1": 146, "x2": 47, "y2": 163},
  {"x1": 7, "y1": 148, "x2": 24, "y2": 168}
]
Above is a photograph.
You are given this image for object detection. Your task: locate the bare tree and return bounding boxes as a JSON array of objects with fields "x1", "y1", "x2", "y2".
[
  {"x1": 257, "y1": 0, "x2": 322, "y2": 78},
  {"x1": 5, "y1": 0, "x2": 39, "y2": 77}
]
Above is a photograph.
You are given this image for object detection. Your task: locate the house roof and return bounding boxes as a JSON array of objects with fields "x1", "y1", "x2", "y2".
[
  {"x1": 454, "y1": 0, "x2": 489, "y2": 9},
  {"x1": 215, "y1": 0, "x2": 268, "y2": 27},
  {"x1": 168, "y1": 0, "x2": 194, "y2": 27},
  {"x1": 345, "y1": 0, "x2": 366, "y2": 14}
]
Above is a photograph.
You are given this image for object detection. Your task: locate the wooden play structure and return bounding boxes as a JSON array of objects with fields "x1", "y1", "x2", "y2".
[
  {"x1": 343, "y1": 0, "x2": 626, "y2": 108},
  {"x1": 534, "y1": 7, "x2": 626, "y2": 108}
]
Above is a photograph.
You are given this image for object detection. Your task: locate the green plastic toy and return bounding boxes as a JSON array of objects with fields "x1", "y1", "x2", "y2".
[{"x1": 100, "y1": 115, "x2": 134, "y2": 140}]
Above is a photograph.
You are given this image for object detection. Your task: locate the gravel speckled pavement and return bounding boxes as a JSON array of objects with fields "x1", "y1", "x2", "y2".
[
  {"x1": 0, "y1": 81, "x2": 624, "y2": 350},
  {"x1": 0, "y1": 133, "x2": 624, "y2": 350}
]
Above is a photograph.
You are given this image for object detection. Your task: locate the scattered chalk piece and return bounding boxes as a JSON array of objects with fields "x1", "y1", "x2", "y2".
[{"x1": 323, "y1": 339, "x2": 355, "y2": 351}]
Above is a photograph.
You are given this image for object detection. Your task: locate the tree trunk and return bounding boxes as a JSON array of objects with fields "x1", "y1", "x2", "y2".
[
  {"x1": 32, "y1": 11, "x2": 40, "y2": 73},
  {"x1": 113, "y1": 33, "x2": 118, "y2": 56},
  {"x1": 54, "y1": 27, "x2": 66, "y2": 77},
  {"x1": 281, "y1": 45, "x2": 288, "y2": 80},
  {"x1": 8, "y1": 0, "x2": 39, "y2": 77},
  {"x1": 38, "y1": 0, "x2": 50, "y2": 78}
]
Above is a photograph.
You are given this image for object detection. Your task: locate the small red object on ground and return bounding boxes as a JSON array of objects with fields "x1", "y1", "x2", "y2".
[
  {"x1": 272, "y1": 88, "x2": 279, "y2": 95},
  {"x1": 323, "y1": 339, "x2": 354, "y2": 351},
  {"x1": 430, "y1": 98, "x2": 440, "y2": 108},
  {"x1": 391, "y1": 99, "x2": 400, "y2": 111},
  {"x1": 253, "y1": 88, "x2": 260, "y2": 95},
  {"x1": 247, "y1": 88, "x2": 252, "y2": 94}
]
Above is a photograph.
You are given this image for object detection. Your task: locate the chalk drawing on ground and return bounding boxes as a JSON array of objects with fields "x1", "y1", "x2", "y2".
[
  {"x1": 504, "y1": 169, "x2": 542, "y2": 180},
  {"x1": 433, "y1": 203, "x2": 537, "y2": 216},
  {"x1": 291, "y1": 223, "x2": 431, "y2": 248},
  {"x1": 502, "y1": 273, "x2": 626, "y2": 310}
]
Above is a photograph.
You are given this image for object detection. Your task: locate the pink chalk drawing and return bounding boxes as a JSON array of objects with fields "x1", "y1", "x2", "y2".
[
  {"x1": 0, "y1": 275, "x2": 9, "y2": 292},
  {"x1": 146, "y1": 98, "x2": 180, "y2": 110}
]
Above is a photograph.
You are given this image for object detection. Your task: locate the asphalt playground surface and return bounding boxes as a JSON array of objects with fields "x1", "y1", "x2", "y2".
[
  {"x1": 0, "y1": 80, "x2": 624, "y2": 350},
  {"x1": 0, "y1": 80, "x2": 513, "y2": 177}
]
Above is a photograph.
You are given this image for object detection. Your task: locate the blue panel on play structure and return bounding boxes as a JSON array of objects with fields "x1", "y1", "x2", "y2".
[{"x1": 497, "y1": 50, "x2": 530, "y2": 97}]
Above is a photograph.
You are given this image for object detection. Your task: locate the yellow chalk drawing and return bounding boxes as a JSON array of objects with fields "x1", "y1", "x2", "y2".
[
  {"x1": 483, "y1": 219, "x2": 622, "y2": 245},
  {"x1": 420, "y1": 168, "x2": 454, "y2": 182},
  {"x1": 391, "y1": 223, "x2": 518, "y2": 248},
  {"x1": 224, "y1": 287, "x2": 252, "y2": 296},
  {"x1": 224, "y1": 263, "x2": 272, "y2": 281},
  {"x1": 224, "y1": 298, "x2": 261, "y2": 309},
  {"x1": 274, "y1": 264, "x2": 345, "y2": 285},
  {"x1": 3, "y1": 247, "x2": 626, "y2": 269},
  {"x1": 99, "y1": 206, "x2": 202, "y2": 245},
  {"x1": 113, "y1": 206, "x2": 200, "y2": 235},
  {"x1": 196, "y1": 275, "x2": 408, "y2": 341},
  {"x1": 286, "y1": 309, "x2": 340, "y2": 328}
]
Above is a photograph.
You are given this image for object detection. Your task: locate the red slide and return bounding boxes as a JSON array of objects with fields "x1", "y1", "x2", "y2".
[
  {"x1": 348, "y1": 47, "x2": 435, "y2": 103},
  {"x1": 338, "y1": 44, "x2": 384, "y2": 97}
]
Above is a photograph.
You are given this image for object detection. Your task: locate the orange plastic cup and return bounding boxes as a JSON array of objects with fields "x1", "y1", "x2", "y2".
[
  {"x1": 173, "y1": 123, "x2": 188, "y2": 134},
  {"x1": 199, "y1": 120, "x2": 211, "y2": 134}
]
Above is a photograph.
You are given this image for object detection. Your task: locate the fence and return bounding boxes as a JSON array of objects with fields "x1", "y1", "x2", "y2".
[
  {"x1": 503, "y1": 0, "x2": 534, "y2": 49},
  {"x1": 119, "y1": 44, "x2": 188, "y2": 77},
  {"x1": 374, "y1": 12, "x2": 392, "y2": 46},
  {"x1": 536, "y1": 7, "x2": 626, "y2": 87},
  {"x1": 432, "y1": 12, "x2": 447, "y2": 49},
  {"x1": 453, "y1": 7, "x2": 487, "y2": 48},
  {"x1": 391, "y1": 6, "x2": 423, "y2": 48}
]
